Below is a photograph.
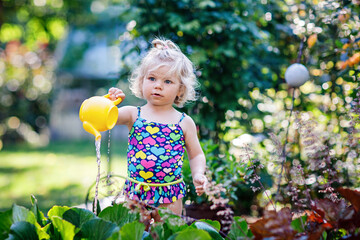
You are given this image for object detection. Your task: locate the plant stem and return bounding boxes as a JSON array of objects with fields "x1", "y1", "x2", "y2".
[{"x1": 275, "y1": 87, "x2": 296, "y2": 202}]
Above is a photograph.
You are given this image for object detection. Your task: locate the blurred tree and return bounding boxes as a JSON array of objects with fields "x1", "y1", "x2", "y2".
[{"x1": 0, "y1": 0, "x2": 130, "y2": 147}]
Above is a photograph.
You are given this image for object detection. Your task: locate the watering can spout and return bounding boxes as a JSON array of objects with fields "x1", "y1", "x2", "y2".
[{"x1": 83, "y1": 121, "x2": 101, "y2": 141}]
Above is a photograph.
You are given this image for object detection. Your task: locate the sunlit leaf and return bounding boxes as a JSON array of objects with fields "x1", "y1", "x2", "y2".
[
  {"x1": 98, "y1": 203, "x2": 139, "y2": 228},
  {"x1": 174, "y1": 229, "x2": 212, "y2": 240},
  {"x1": 80, "y1": 218, "x2": 119, "y2": 240},
  {"x1": 51, "y1": 216, "x2": 77, "y2": 240},
  {"x1": 63, "y1": 208, "x2": 95, "y2": 229},
  {"x1": 193, "y1": 221, "x2": 223, "y2": 240},
  {"x1": 119, "y1": 221, "x2": 145, "y2": 240},
  {"x1": 47, "y1": 206, "x2": 71, "y2": 219}
]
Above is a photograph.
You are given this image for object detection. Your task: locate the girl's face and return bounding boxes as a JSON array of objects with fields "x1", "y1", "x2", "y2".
[{"x1": 142, "y1": 65, "x2": 182, "y2": 107}]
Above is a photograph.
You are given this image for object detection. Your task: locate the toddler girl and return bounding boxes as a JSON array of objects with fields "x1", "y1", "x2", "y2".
[{"x1": 108, "y1": 38, "x2": 206, "y2": 215}]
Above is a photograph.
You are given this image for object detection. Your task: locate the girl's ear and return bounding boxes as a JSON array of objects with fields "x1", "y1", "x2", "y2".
[
  {"x1": 177, "y1": 84, "x2": 185, "y2": 98},
  {"x1": 139, "y1": 78, "x2": 144, "y2": 97}
]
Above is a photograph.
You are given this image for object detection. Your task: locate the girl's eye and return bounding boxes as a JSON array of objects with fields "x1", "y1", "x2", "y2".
[
  {"x1": 149, "y1": 77, "x2": 155, "y2": 81},
  {"x1": 165, "y1": 80, "x2": 172, "y2": 84}
]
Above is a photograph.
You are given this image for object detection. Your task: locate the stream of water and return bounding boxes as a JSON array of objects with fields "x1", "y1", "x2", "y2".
[{"x1": 94, "y1": 139, "x2": 101, "y2": 214}]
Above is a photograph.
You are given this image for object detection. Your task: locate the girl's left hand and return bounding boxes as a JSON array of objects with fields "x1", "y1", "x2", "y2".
[{"x1": 193, "y1": 174, "x2": 208, "y2": 196}]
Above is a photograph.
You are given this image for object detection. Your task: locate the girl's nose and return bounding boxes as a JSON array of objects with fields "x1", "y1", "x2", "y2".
[{"x1": 154, "y1": 81, "x2": 163, "y2": 89}]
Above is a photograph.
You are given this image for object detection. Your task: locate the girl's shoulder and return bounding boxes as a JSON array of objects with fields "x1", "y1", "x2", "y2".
[
  {"x1": 119, "y1": 105, "x2": 138, "y2": 115},
  {"x1": 179, "y1": 113, "x2": 197, "y2": 134},
  {"x1": 118, "y1": 106, "x2": 139, "y2": 128}
]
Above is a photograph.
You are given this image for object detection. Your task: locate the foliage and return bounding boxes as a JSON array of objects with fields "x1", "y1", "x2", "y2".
[
  {"x1": 121, "y1": 0, "x2": 290, "y2": 139},
  {"x1": 222, "y1": 0, "x2": 360, "y2": 209},
  {"x1": 183, "y1": 140, "x2": 272, "y2": 215},
  {"x1": 247, "y1": 188, "x2": 360, "y2": 239},
  {"x1": 3, "y1": 188, "x2": 360, "y2": 240},
  {"x1": 0, "y1": 0, "x2": 72, "y2": 147},
  {"x1": 0, "y1": 195, "x2": 232, "y2": 240}
]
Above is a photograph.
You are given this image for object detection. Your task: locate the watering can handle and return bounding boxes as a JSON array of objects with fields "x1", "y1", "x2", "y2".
[{"x1": 104, "y1": 94, "x2": 123, "y2": 106}]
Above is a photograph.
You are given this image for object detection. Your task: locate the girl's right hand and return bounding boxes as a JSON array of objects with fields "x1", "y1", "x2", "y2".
[{"x1": 108, "y1": 87, "x2": 126, "y2": 101}]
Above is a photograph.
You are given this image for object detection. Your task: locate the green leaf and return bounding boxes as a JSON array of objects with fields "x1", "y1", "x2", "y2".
[
  {"x1": 98, "y1": 203, "x2": 139, "y2": 228},
  {"x1": 119, "y1": 221, "x2": 146, "y2": 240},
  {"x1": 291, "y1": 215, "x2": 307, "y2": 233},
  {"x1": 7, "y1": 221, "x2": 38, "y2": 240},
  {"x1": 0, "y1": 209, "x2": 12, "y2": 240},
  {"x1": 158, "y1": 209, "x2": 187, "y2": 235},
  {"x1": 30, "y1": 195, "x2": 47, "y2": 226},
  {"x1": 51, "y1": 216, "x2": 77, "y2": 240},
  {"x1": 107, "y1": 231, "x2": 120, "y2": 240},
  {"x1": 335, "y1": 39, "x2": 343, "y2": 48},
  {"x1": 174, "y1": 229, "x2": 212, "y2": 240},
  {"x1": 12, "y1": 205, "x2": 36, "y2": 224},
  {"x1": 80, "y1": 218, "x2": 119, "y2": 240},
  {"x1": 47, "y1": 206, "x2": 71, "y2": 219},
  {"x1": 149, "y1": 224, "x2": 165, "y2": 240},
  {"x1": 35, "y1": 223, "x2": 51, "y2": 240},
  {"x1": 227, "y1": 216, "x2": 249, "y2": 240},
  {"x1": 196, "y1": 219, "x2": 221, "y2": 231},
  {"x1": 63, "y1": 208, "x2": 95, "y2": 229},
  {"x1": 193, "y1": 221, "x2": 224, "y2": 240}
]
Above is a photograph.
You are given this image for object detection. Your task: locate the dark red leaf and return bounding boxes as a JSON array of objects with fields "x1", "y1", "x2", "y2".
[
  {"x1": 249, "y1": 208, "x2": 297, "y2": 240},
  {"x1": 310, "y1": 198, "x2": 360, "y2": 231},
  {"x1": 337, "y1": 187, "x2": 360, "y2": 212}
]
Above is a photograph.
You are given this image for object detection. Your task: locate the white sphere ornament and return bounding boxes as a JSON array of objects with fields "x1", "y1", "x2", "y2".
[{"x1": 284, "y1": 63, "x2": 310, "y2": 87}]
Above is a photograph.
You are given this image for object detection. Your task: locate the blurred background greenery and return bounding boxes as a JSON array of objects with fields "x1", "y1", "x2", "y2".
[{"x1": 0, "y1": 0, "x2": 359, "y2": 216}]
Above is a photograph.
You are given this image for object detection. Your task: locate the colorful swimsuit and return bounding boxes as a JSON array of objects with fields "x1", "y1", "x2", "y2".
[{"x1": 124, "y1": 107, "x2": 186, "y2": 206}]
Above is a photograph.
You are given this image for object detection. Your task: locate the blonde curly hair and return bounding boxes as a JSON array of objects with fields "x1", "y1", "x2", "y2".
[{"x1": 129, "y1": 38, "x2": 198, "y2": 107}]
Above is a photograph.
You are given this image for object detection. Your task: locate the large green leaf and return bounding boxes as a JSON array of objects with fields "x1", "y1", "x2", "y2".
[
  {"x1": 149, "y1": 224, "x2": 165, "y2": 240},
  {"x1": 47, "y1": 206, "x2": 71, "y2": 219},
  {"x1": 63, "y1": 208, "x2": 95, "y2": 229},
  {"x1": 0, "y1": 205, "x2": 47, "y2": 240},
  {"x1": 119, "y1": 221, "x2": 145, "y2": 240},
  {"x1": 51, "y1": 216, "x2": 77, "y2": 240},
  {"x1": 227, "y1": 216, "x2": 251, "y2": 240},
  {"x1": 98, "y1": 203, "x2": 139, "y2": 228},
  {"x1": 291, "y1": 215, "x2": 307, "y2": 233},
  {"x1": 12, "y1": 205, "x2": 36, "y2": 224},
  {"x1": 158, "y1": 209, "x2": 187, "y2": 235},
  {"x1": 195, "y1": 219, "x2": 221, "y2": 231},
  {"x1": 174, "y1": 229, "x2": 212, "y2": 240},
  {"x1": 6, "y1": 221, "x2": 38, "y2": 240},
  {"x1": 193, "y1": 221, "x2": 223, "y2": 240},
  {"x1": 0, "y1": 209, "x2": 12, "y2": 240},
  {"x1": 80, "y1": 218, "x2": 119, "y2": 240}
]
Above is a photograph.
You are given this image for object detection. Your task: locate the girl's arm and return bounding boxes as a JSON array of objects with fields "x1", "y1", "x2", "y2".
[
  {"x1": 108, "y1": 88, "x2": 136, "y2": 129},
  {"x1": 182, "y1": 116, "x2": 207, "y2": 196}
]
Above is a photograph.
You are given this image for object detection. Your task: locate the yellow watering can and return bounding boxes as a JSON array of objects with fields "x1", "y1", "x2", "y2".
[{"x1": 79, "y1": 94, "x2": 122, "y2": 140}]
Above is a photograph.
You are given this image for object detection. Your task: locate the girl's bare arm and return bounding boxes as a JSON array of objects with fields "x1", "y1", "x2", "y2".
[
  {"x1": 182, "y1": 116, "x2": 207, "y2": 195},
  {"x1": 108, "y1": 88, "x2": 136, "y2": 130}
]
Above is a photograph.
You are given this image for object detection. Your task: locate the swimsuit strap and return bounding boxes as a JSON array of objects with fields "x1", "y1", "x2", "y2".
[
  {"x1": 178, "y1": 112, "x2": 186, "y2": 124},
  {"x1": 137, "y1": 106, "x2": 141, "y2": 117}
]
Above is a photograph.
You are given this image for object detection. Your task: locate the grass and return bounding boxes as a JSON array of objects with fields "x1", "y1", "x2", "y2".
[{"x1": 0, "y1": 139, "x2": 127, "y2": 214}]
